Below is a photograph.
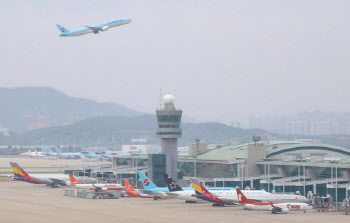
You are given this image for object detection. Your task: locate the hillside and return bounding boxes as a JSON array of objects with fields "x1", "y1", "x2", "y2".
[
  {"x1": 4, "y1": 115, "x2": 274, "y2": 146},
  {"x1": 0, "y1": 87, "x2": 142, "y2": 133}
]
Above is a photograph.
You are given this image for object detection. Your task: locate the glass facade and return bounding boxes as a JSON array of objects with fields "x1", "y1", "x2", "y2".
[
  {"x1": 267, "y1": 146, "x2": 350, "y2": 158},
  {"x1": 157, "y1": 115, "x2": 182, "y2": 122},
  {"x1": 156, "y1": 132, "x2": 182, "y2": 135},
  {"x1": 148, "y1": 154, "x2": 167, "y2": 187},
  {"x1": 159, "y1": 125, "x2": 180, "y2": 128}
]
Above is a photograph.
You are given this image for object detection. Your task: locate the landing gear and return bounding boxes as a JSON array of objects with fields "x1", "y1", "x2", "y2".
[{"x1": 212, "y1": 203, "x2": 224, "y2": 207}]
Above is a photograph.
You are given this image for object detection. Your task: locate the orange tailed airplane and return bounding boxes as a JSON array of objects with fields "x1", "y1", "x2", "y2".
[
  {"x1": 124, "y1": 179, "x2": 154, "y2": 198},
  {"x1": 69, "y1": 174, "x2": 124, "y2": 191}
]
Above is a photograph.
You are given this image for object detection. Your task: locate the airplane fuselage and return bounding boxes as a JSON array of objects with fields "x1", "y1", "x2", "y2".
[
  {"x1": 73, "y1": 183, "x2": 124, "y2": 191},
  {"x1": 214, "y1": 190, "x2": 309, "y2": 203},
  {"x1": 59, "y1": 18, "x2": 131, "y2": 37},
  {"x1": 243, "y1": 203, "x2": 312, "y2": 212}
]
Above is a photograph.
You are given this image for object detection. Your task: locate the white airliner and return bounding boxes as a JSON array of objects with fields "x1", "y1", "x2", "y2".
[
  {"x1": 236, "y1": 188, "x2": 313, "y2": 213},
  {"x1": 69, "y1": 174, "x2": 124, "y2": 191},
  {"x1": 56, "y1": 18, "x2": 131, "y2": 37},
  {"x1": 10, "y1": 162, "x2": 96, "y2": 187},
  {"x1": 211, "y1": 189, "x2": 309, "y2": 204}
]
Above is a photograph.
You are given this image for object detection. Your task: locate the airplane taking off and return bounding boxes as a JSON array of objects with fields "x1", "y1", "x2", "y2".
[
  {"x1": 56, "y1": 18, "x2": 131, "y2": 37},
  {"x1": 236, "y1": 188, "x2": 312, "y2": 214},
  {"x1": 123, "y1": 179, "x2": 154, "y2": 198},
  {"x1": 69, "y1": 174, "x2": 123, "y2": 191}
]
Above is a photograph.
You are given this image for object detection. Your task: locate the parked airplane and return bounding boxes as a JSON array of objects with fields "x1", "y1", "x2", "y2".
[
  {"x1": 191, "y1": 178, "x2": 236, "y2": 206},
  {"x1": 190, "y1": 178, "x2": 309, "y2": 206},
  {"x1": 163, "y1": 173, "x2": 204, "y2": 203},
  {"x1": 19, "y1": 150, "x2": 44, "y2": 157},
  {"x1": 123, "y1": 179, "x2": 154, "y2": 198},
  {"x1": 57, "y1": 18, "x2": 131, "y2": 37},
  {"x1": 236, "y1": 188, "x2": 312, "y2": 213},
  {"x1": 41, "y1": 147, "x2": 58, "y2": 156},
  {"x1": 81, "y1": 147, "x2": 102, "y2": 158},
  {"x1": 69, "y1": 174, "x2": 123, "y2": 191},
  {"x1": 55, "y1": 147, "x2": 81, "y2": 158},
  {"x1": 138, "y1": 172, "x2": 236, "y2": 199},
  {"x1": 10, "y1": 162, "x2": 78, "y2": 187}
]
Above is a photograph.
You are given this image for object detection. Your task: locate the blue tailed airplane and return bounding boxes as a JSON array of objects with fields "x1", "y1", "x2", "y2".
[
  {"x1": 56, "y1": 18, "x2": 132, "y2": 37},
  {"x1": 138, "y1": 171, "x2": 236, "y2": 197}
]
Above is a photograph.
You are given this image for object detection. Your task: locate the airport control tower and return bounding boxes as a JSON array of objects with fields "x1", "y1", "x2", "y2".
[{"x1": 156, "y1": 94, "x2": 182, "y2": 181}]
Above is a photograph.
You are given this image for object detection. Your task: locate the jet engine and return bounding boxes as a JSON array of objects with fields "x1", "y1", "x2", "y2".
[
  {"x1": 272, "y1": 207, "x2": 290, "y2": 214},
  {"x1": 100, "y1": 26, "x2": 109, "y2": 31},
  {"x1": 280, "y1": 208, "x2": 289, "y2": 213}
]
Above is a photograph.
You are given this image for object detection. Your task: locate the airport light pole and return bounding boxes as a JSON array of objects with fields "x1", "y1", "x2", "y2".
[
  {"x1": 303, "y1": 163, "x2": 306, "y2": 197},
  {"x1": 336, "y1": 162, "x2": 338, "y2": 211},
  {"x1": 236, "y1": 157, "x2": 245, "y2": 189},
  {"x1": 193, "y1": 156, "x2": 197, "y2": 178},
  {"x1": 331, "y1": 160, "x2": 340, "y2": 211},
  {"x1": 263, "y1": 158, "x2": 272, "y2": 192}
]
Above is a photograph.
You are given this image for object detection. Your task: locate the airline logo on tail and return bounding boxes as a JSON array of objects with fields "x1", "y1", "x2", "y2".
[
  {"x1": 236, "y1": 188, "x2": 253, "y2": 204},
  {"x1": 10, "y1": 162, "x2": 27, "y2": 181},
  {"x1": 143, "y1": 179, "x2": 150, "y2": 186},
  {"x1": 138, "y1": 171, "x2": 157, "y2": 189},
  {"x1": 191, "y1": 179, "x2": 204, "y2": 195},
  {"x1": 69, "y1": 174, "x2": 81, "y2": 184},
  {"x1": 10, "y1": 162, "x2": 38, "y2": 184},
  {"x1": 124, "y1": 179, "x2": 134, "y2": 192}
]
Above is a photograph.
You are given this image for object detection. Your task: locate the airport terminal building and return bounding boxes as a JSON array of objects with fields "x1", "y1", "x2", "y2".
[{"x1": 108, "y1": 140, "x2": 350, "y2": 203}]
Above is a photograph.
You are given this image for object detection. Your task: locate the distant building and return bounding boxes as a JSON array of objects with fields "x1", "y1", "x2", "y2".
[
  {"x1": 0, "y1": 128, "x2": 10, "y2": 137},
  {"x1": 189, "y1": 141, "x2": 207, "y2": 156},
  {"x1": 120, "y1": 144, "x2": 160, "y2": 154},
  {"x1": 286, "y1": 120, "x2": 350, "y2": 135},
  {"x1": 131, "y1": 138, "x2": 148, "y2": 143}
]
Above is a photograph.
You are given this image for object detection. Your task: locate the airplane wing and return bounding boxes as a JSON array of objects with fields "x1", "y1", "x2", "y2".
[
  {"x1": 165, "y1": 192, "x2": 180, "y2": 197},
  {"x1": 217, "y1": 197, "x2": 239, "y2": 205},
  {"x1": 29, "y1": 177, "x2": 50, "y2": 184},
  {"x1": 49, "y1": 178, "x2": 67, "y2": 186},
  {"x1": 85, "y1": 26, "x2": 100, "y2": 34}
]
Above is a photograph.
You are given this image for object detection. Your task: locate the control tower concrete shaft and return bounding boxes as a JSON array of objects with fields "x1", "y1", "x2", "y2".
[{"x1": 156, "y1": 94, "x2": 182, "y2": 181}]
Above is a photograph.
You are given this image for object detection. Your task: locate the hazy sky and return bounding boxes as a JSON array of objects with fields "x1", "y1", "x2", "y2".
[{"x1": 1, "y1": 0, "x2": 350, "y2": 125}]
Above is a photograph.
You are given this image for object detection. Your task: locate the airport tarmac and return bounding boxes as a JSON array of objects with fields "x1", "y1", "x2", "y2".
[{"x1": 0, "y1": 183, "x2": 348, "y2": 223}]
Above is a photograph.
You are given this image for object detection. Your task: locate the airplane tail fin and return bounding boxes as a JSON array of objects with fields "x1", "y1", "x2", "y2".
[
  {"x1": 123, "y1": 179, "x2": 135, "y2": 192},
  {"x1": 10, "y1": 162, "x2": 29, "y2": 182},
  {"x1": 69, "y1": 174, "x2": 81, "y2": 184},
  {"x1": 138, "y1": 171, "x2": 157, "y2": 189},
  {"x1": 82, "y1": 147, "x2": 88, "y2": 153},
  {"x1": 164, "y1": 173, "x2": 183, "y2": 191},
  {"x1": 190, "y1": 178, "x2": 205, "y2": 195},
  {"x1": 10, "y1": 162, "x2": 25, "y2": 179},
  {"x1": 56, "y1": 24, "x2": 69, "y2": 33},
  {"x1": 236, "y1": 188, "x2": 253, "y2": 204}
]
